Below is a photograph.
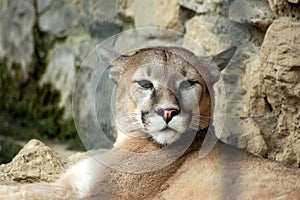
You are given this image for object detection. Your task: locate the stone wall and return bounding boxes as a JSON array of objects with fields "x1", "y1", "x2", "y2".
[{"x1": 0, "y1": 0, "x2": 299, "y2": 166}]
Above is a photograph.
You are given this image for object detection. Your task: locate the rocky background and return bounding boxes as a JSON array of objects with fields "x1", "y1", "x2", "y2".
[{"x1": 0, "y1": 0, "x2": 299, "y2": 184}]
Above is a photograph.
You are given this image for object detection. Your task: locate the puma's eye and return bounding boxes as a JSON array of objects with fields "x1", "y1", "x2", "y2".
[
  {"x1": 180, "y1": 80, "x2": 199, "y2": 90},
  {"x1": 135, "y1": 80, "x2": 154, "y2": 90}
]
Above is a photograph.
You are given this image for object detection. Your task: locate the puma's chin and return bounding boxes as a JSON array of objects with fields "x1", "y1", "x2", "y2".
[{"x1": 151, "y1": 128, "x2": 182, "y2": 145}]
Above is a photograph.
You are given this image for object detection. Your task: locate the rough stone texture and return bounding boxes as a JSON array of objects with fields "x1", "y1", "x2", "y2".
[
  {"x1": 130, "y1": 0, "x2": 184, "y2": 32},
  {"x1": 39, "y1": 34, "x2": 99, "y2": 117},
  {"x1": 288, "y1": 0, "x2": 300, "y2": 3},
  {"x1": 256, "y1": 18, "x2": 300, "y2": 166},
  {"x1": 179, "y1": 0, "x2": 222, "y2": 14},
  {"x1": 0, "y1": 140, "x2": 87, "y2": 186},
  {"x1": 38, "y1": 0, "x2": 80, "y2": 38},
  {"x1": 0, "y1": 140, "x2": 66, "y2": 185},
  {"x1": 81, "y1": 0, "x2": 122, "y2": 39},
  {"x1": 40, "y1": 43, "x2": 76, "y2": 110},
  {"x1": 240, "y1": 118, "x2": 268, "y2": 157},
  {"x1": 183, "y1": 15, "x2": 255, "y2": 54},
  {"x1": 0, "y1": 0, "x2": 35, "y2": 81},
  {"x1": 267, "y1": 0, "x2": 300, "y2": 17},
  {"x1": 37, "y1": 0, "x2": 52, "y2": 13},
  {"x1": 228, "y1": 0, "x2": 276, "y2": 30},
  {"x1": 241, "y1": 53, "x2": 269, "y2": 118},
  {"x1": 118, "y1": 0, "x2": 134, "y2": 19}
]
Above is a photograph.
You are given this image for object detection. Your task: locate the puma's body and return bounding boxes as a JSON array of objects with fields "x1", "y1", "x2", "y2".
[
  {"x1": 154, "y1": 142, "x2": 300, "y2": 200},
  {"x1": 0, "y1": 46, "x2": 299, "y2": 199},
  {"x1": 2, "y1": 137, "x2": 299, "y2": 200}
]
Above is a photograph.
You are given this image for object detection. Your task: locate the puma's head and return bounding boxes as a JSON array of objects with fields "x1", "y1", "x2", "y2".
[{"x1": 98, "y1": 45, "x2": 236, "y2": 145}]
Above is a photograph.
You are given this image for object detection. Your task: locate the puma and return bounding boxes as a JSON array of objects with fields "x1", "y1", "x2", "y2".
[{"x1": 0, "y1": 45, "x2": 299, "y2": 200}]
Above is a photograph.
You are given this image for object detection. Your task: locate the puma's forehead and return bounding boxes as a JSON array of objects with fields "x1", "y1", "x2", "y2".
[
  {"x1": 115, "y1": 47, "x2": 189, "y2": 67},
  {"x1": 115, "y1": 47, "x2": 203, "y2": 79},
  {"x1": 131, "y1": 58, "x2": 202, "y2": 83},
  {"x1": 109, "y1": 45, "x2": 236, "y2": 85}
]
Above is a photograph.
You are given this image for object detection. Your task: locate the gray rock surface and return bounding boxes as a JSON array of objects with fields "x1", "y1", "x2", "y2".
[
  {"x1": 179, "y1": 0, "x2": 222, "y2": 14},
  {"x1": 228, "y1": 0, "x2": 275, "y2": 30},
  {"x1": 39, "y1": 33, "x2": 99, "y2": 117},
  {"x1": 81, "y1": 0, "x2": 122, "y2": 39},
  {"x1": 0, "y1": 0, "x2": 35, "y2": 81},
  {"x1": 37, "y1": 0, "x2": 52, "y2": 13},
  {"x1": 40, "y1": 43, "x2": 76, "y2": 110},
  {"x1": 38, "y1": 0, "x2": 80, "y2": 38}
]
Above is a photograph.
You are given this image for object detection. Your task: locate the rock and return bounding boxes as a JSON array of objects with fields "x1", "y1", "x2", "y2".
[
  {"x1": 293, "y1": 140, "x2": 300, "y2": 167},
  {"x1": 257, "y1": 18, "x2": 300, "y2": 166},
  {"x1": 267, "y1": 0, "x2": 300, "y2": 17},
  {"x1": 37, "y1": 0, "x2": 52, "y2": 13},
  {"x1": 183, "y1": 15, "x2": 255, "y2": 54},
  {"x1": 241, "y1": 53, "x2": 269, "y2": 118},
  {"x1": 288, "y1": 0, "x2": 300, "y2": 3},
  {"x1": 39, "y1": 33, "x2": 99, "y2": 117},
  {"x1": 38, "y1": 0, "x2": 123, "y2": 39},
  {"x1": 240, "y1": 118, "x2": 268, "y2": 157},
  {"x1": 130, "y1": 0, "x2": 183, "y2": 32},
  {"x1": 39, "y1": 43, "x2": 76, "y2": 111},
  {"x1": 179, "y1": 0, "x2": 222, "y2": 14},
  {"x1": 38, "y1": 1, "x2": 80, "y2": 38},
  {"x1": 0, "y1": 139, "x2": 67, "y2": 185},
  {"x1": 267, "y1": 0, "x2": 287, "y2": 13},
  {"x1": 228, "y1": 0, "x2": 275, "y2": 30},
  {"x1": 81, "y1": 0, "x2": 122, "y2": 39},
  {"x1": 118, "y1": 0, "x2": 134, "y2": 19},
  {"x1": 0, "y1": 0, "x2": 35, "y2": 81}
]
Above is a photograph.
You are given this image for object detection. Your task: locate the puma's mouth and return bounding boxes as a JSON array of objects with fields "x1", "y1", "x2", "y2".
[
  {"x1": 151, "y1": 128, "x2": 180, "y2": 145},
  {"x1": 140, "y1": 110, "x2": 188, "y2": 144},
  {"x1": 161, "y1": 127, "x2": 175, "y2": 132}
]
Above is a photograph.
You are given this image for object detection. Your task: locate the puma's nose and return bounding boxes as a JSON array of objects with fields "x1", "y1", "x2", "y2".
[{"x1": 156, "y1": 108, "x2": 179, "y2": 124}]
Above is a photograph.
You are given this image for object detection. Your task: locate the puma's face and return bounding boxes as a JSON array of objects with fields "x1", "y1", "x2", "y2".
[
  {"x1": 99, "y1": 46, "x2": 236, "y2": 145},
  {"x1": 127, "y1": 59, "x2": 206, "y2": 145}
]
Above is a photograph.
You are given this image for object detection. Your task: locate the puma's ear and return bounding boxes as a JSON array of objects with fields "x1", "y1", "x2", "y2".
[
  {"x1": 96, "y1": 44, "x2": 121, "y2": 65},
  {"x1": 96, "y1": 44, "x2": 123, "y2": 82},
  {"x1": 211, "y1": 46, "x2": 237, "y2": 71}
]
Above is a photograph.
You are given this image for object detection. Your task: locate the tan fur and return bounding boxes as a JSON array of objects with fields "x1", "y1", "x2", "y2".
[
  {"x1": 0, "y1": 46, "x2": 299, "y2": 200},
  {"x1": 154, "y1": 142, "x2": 300, "y2": 200}
]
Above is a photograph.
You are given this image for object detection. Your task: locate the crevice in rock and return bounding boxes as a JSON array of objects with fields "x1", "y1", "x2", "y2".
[
  {"x1": 264, "y1": 96, "x2": 274, "y2": 113},
  {"x1": 179, "y1": 6, "x2": 197, "y2": 27}
]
